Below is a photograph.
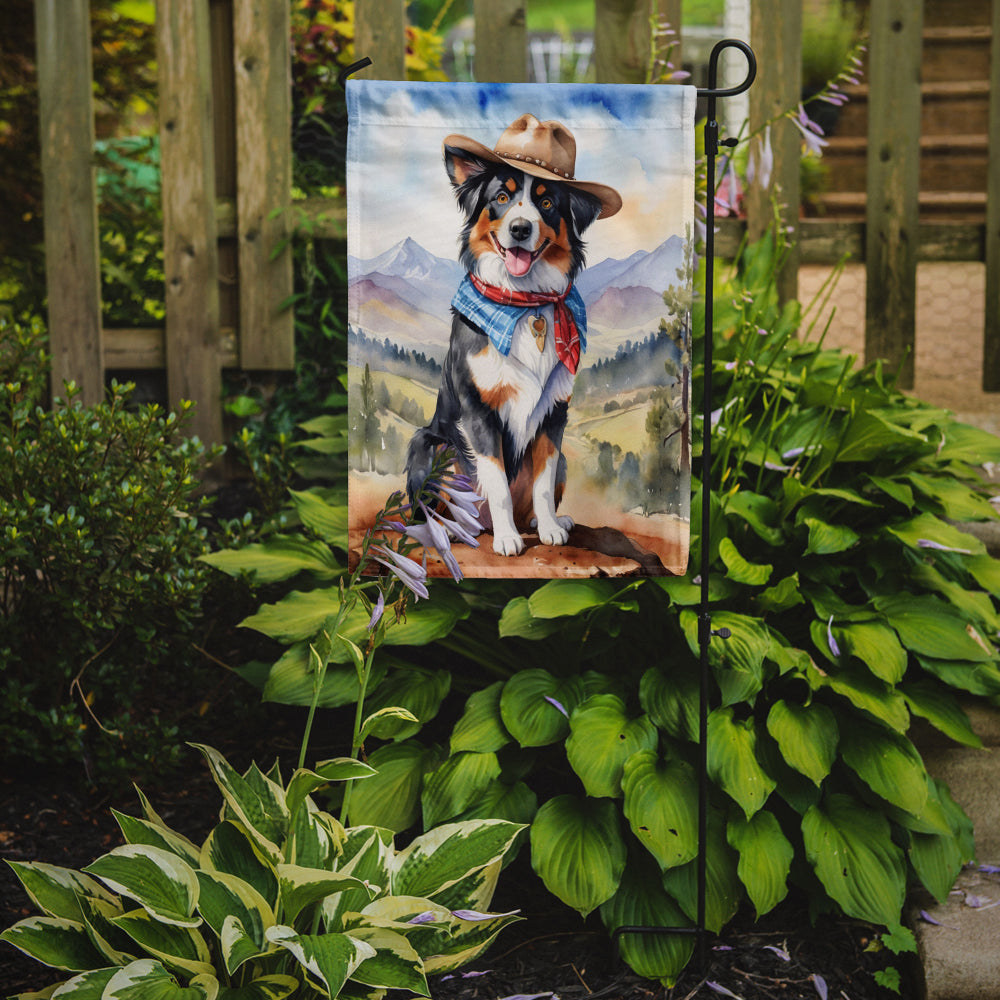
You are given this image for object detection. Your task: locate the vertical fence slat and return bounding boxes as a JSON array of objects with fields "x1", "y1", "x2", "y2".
[
  {"x1": 157, "y1": 0, "x2": 223, "y2": 445},
  {"x1": 34, "y1": 0, "x2": 103, "y2": 405},
  {"x1": 355, "y1": 0, "x2": 406, "y2": 81},
  {"x1": 474, "y1": 0, "x2": 526, "y2": 82},
  {"x1": 983, "y1": 0, "x2": 1000, "y2": 390},
  {"x1": 746, "y1": 0, "x2": 801, "y2": 304},
  {"x1": 864, "y1": 0, "x2": 923, "y2": 389},
  {"x1": 233, "y1": 0, "x2": 294, "y2": 369},
  {"x1": 594, "y1": 0, "x2": 659, "y2": 84}
]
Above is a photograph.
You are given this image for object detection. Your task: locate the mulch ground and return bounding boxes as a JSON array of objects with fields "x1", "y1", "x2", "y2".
[{"x1": 1, "y1": 733, "x2": 913, "y2": 1000}]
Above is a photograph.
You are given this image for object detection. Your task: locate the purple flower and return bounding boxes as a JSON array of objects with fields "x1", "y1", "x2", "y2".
[
  {"x1": 407, "y1": 911, "x2": 438, "y2": 925},
  {"x1": 917, "y1": 538, "x2": 973, "y2": 554},
  {"x1": 370, "y1": 544, "x2": 429, "y2": 600},
  {"x1": 763, "y1": 944, "x2": 790, "y2": 961},
  {"x1": 791, "y1": 104, "x2": 829, "y2": 157},
  {"x1": 451, "y1": 908, "x2": 520, "y2": 921},
  {"x1": 544, "y1": 695, "x2": 569, "y2": 718},
  {"x1": 827, "y1": 616, "x2": 841, "y2": 658},
  {"x1": 747, "y1": 125, "x2": 773, "y2": 191},
  {"x1": 706, "y1": 983, "x2": 742, "y2": 999},
  {"x1": 367, "y1": 590, "x2": 385, "y2": 631},
  {"x1": 812, "y1": 974, "x2": 828, "y2": 1000}
]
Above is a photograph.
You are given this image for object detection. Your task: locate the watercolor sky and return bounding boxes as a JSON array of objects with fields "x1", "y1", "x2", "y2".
[{"x1": 347, "y1": 80, "x2": 697, "y2": 266}]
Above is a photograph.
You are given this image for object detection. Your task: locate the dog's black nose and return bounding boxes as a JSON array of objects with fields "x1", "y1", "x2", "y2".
[{"x1": 509, "y1": 217, "x2": 533, "y2": 243}]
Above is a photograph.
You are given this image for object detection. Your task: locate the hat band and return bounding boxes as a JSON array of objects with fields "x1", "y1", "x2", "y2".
[{"x1": 493, "y1": 148, "x2": 575, "y2": 180}]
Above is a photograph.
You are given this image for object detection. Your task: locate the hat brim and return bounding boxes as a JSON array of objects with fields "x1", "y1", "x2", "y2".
[{"x1": 444, "y1": 133, "x2": 623, "y2": 220}]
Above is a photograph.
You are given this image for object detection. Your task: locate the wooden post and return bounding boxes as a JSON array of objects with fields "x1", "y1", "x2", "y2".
[
  {"x1": 864, "y1": 0, "x2": 923, "y2": 389},
  {"x1": 355, "y1": 0, "x2": 406, "y2": 81},
  {"x1": 34, "y1": 0, "x2": 104, "y2": 405},
  {"x1": 157, "y1": 0, "x2": 223, "y2": 444},
  {"x1": 983, "y1": 0, "x2": 1000, "y2": 390},
  {"x1": 746, "y1": 0, "x2": 801, "y2": 305},
  {"x1": 595, "y1": 0, "x2": 676, "y2": 84},
  {"x1": 233, "y1": 0, "x2": 294, "y2": 369},
  {"x1": 474, "y1": 0, "x2": 526, "y2": 82}
]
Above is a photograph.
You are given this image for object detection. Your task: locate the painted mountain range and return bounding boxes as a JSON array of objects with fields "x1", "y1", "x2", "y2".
[{"x1": 349, "y1": 234, "x2": 688, "y2": 362}]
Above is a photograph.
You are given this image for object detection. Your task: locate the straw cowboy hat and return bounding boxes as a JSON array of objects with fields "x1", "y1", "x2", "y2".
[{"x1": 444, "y1": 112, "x2": 623, "y2": 220}]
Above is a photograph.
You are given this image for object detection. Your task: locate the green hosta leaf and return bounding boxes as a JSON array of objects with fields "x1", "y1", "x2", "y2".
[
  {"x1": 200, "y1": 822, "x2": 278, "y2": 910},
  {"x1": 111, "y1": 909, "x2": 214, "y2": 978},
  {"x1": 261, "y1": 644, "x2": 383, "y2": 709},
  {"x1": 718, "y1": 537, "x2": 772, "y2": 586},
  {"x1": 362, "y1": 667, "x2": 451, "y2": 740},
  {"x1": 901, "y1": 680, "x2": 982, "y2": 748},
  {"x1": 727, "y1": 811, "x2": 793, "y2": 917},
  {"x1": 907, "y1": 472, "x2": 998, "y2": 522},
  {"x1": 724, "y1": 490, "x2": 784, "y2": 546},
  {"x1": 530, "y1": 795, "x2": 626, "y2": 917},
  {"x1": 103, "y1": 959, "x2": 218, "y2": 1000},
  {"x1": 112, "y1": 812, "x2": 201, "y2": 868},
  {"x1": 565, "y1": 695, "x2": 658, "y2": 798},
  {"x1": 347, "y1": 740, "x2": 442, "y2": 832},
  {"x1": 803, "y1": 517, "x2": 859, "y2": 556},
  {"x1": 835, "y1": 621, "x2": 907, "y2": 684},
  {"x1": 265, "y1": 926, "x2": 375, "y2": 998},
  {"x1": 346, "y1": 926, "x2": 428, "y2": 994},
  {"x1": 909, "y1": 809, "x2": 967, "y2": 905},
  {"x1": 393, "y1": 820, "x2": 524, "y2": 901},
  {"x1": 680, "y1": 610, "x2": 770, "y2": 706},
  {"x1": 599, "y1": 853, "x2": 694, "y2": 987},
  {"x1": 886, "y1": 512, "x2": 985, "y2": 556},
  {"x1": 216, "y1": 975, "x2": 299, "y2": 1000},
  {"x1": 621, "y1": 751, "x2": 699, "y2": 871},
  {"x1": 809, "y1": 661, "x2": 910, "y2": 732},
  {"x1": 285, "y1": 759, "x2": 376, "y2": 822},
  {"x1": 4, "y1": 862, "x2": 118, "y2": 922},
  {"x1": 839, "y1": 718, "x2": 928, "y2": 817},
  {"x1": 802, "y1": 793, "x2": 906, "y2": 926},
  {"x1": 453, "y1": 779, "x2": 538, "y2": 827},
  {"x1": 288, "y1": 488, "x2": 348, "y2": 544},
  {"x1": 421, "y1": 751, "x2": 502, "y2": 828},
  {"x1": 661, "y1": 810, "x2": 741, "y2": 933},
  {"x1": 527, "y1": 579, "x2": 617, "y2": 618},
  {"x1": 755, "y1": 573, "x2": 805, "y2": 614},
  {"x1": 498, "y1": 596, "x2": 565, "y2": 639},
  {"x1": 191, "y1": 746, "x2": 287, "y2": 863},
  {"x1": 360, "y1": 706, "x2": 421, "y2": 742},
  {"x1": 277, "y1": 865, "x2": 374, "y2": 925},
  {"x1": 83, "y1": 846, "x2": 200, "y2": 928},
  {"x1": 200, "y1": 535, "x2": 340, "y2": 583},
  {"x1": 935, "y1": 421, "x2": 1000, "y2": 464},
  {"x1": 450, "y1": 682, "x2": 511, "y2": 754},
  {"x1": 967, "y1": 553, "x2": 1000, "y2": 597},
  {"x1": 765, "y1": 700, "x2": 838, "y2": 786},
  {"x1": 916, "y1": 655, "x2": 1000, "y2": 697},
  {"x1": 0, "y1": 916, "x2": 107, "y2": 971},
  {"x1": 707, "y1": 708, "x2": 776, "y2": 818},
  {"x1": 835, "y1": 410, "x2": 927, "y2": 463},
  {"x1": 195, "y1": 871, "x2": 273, "y2": 974},
  {"x1": 639, "y1": 664, "x2": 699, "y2": 742},
  {"x1": 911, "y1": 562, "x2": 1000, "y2": 633},
  {"x1": 874, "y1": 594, "x2": 995, "y2": 662},
  {"x1": 499, "y1": 670, "x2": 584, "y2": 747}
]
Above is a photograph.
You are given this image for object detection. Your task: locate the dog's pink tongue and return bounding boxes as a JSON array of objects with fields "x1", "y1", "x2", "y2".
[{"x1": 505, "y1": 247, "x2": 533, "y2": 277}]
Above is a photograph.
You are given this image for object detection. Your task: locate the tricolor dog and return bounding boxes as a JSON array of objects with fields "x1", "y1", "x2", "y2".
[{"x1": 405, "y1": 114, "x2": 622, "y2": 556}]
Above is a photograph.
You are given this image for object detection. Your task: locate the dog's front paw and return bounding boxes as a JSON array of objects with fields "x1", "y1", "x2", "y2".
[
  {"x1": 493, "y1": 530, "x2": 525, "y2": 557},
  {"x1": 537, "y1": 514, "x2": 573, "y2": 547}
]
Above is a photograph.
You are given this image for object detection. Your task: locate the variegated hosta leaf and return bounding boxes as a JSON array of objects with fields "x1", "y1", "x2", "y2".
[
  {"x1": 706, "y1": 707, "x2": 776, "y2": 819},
  {"x1": 46, "y1": 966, "x2": 118, "y2": 997},
  {"x1": 77, "y1": 894, "x2": 136, "y2": 966},
  {"x1": 765, "y1": 700, "x2": 838, "y2": 786},
  {"x1": 599, "y1": 854, "x2": 694, "y2": 987},
  {"x1": 112, "y1": 811, "x2": 201, "y2": 868},
  {"x1": 421, "y1": 907, "x2": 522, "y2": 975},
  {"x1": 529, "y1": 795, "x2": 626, "y2": 917},
  {"x1": 420, "y1": 751, "x2": 502, "y2": 829},
  {"x1": 110, "y1": 908, "x2": 214, "y2": 978},
  {"x1": 4, "y1": 862, "x2": 118, "y2": 922},
  {"x1": 621, "y1": 751, "x2": 699, "y2": 871},
  {"x1": 424, "y1": 859, "x2": 501, "y2": 916},
  {"x1": 344, "y1": 926, "x2": 429, "y2": 995},
  {"x1": 83, "y1": 846, "x2": 200, "y2": 928},
  {"x1": 200, "y1": 822, "x2": 278, "y2": 910},
  {"x1": 838, "y1": 718, "x2": 929, "y2": 817},
  {"x1": 190, "y1": 745, "x2": 287, "y2": 863},
  {"x1": 499, "y1": 669, "x2": 585, "y2": 747},
  {"x1": 0, "y1": 916, "x2": 107, "y2": 971},
  {"x1": 391, "y1": 820, "x2": 524, "y2": 901},
  {"x1": 214, "y1": 974, "x2": 299, "y2": 1000},
  {"x1": 288, "y1": 801, "x2": 344, "y2": 870},
  {"x1": 195, "y1": 871, "x2": 274, "y2": 974},
  {"x1": 276, "y1": 864, "x2": 376, "y2": 925},
  {"x1": 323, "y1": 829, "x2": 393, "y2": 931},
  {"x1": 727, "y1": 810, "x2": 793, "y2": 918},
  {"x1": 102, "y1": 958, "x2": 218, "y2": 999},
  {"x1": 565, "y1": 695, "x2": 658, "y2": 799},
  {"x1": 450, "y1": 681, "x2": 511, "y2": 754},
  {"x1": 802, "y1": 793, "x2": 906, "y2": 926},
  {"x1": 285, "y1": 760, "x2": 376, "y2": 824},
  {"x1": 265, "y1": 926, "x2": 376, "y2": 998}
]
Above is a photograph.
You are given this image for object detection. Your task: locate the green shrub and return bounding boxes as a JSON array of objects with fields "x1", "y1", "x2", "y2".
[{"x1": 0, "y1": 317, "x2": 220, "y2": 783}]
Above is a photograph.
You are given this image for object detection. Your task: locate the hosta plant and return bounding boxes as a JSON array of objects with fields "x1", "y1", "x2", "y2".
[{"x1": 1, "y1": 744, "x2": 523, "y2": 999}]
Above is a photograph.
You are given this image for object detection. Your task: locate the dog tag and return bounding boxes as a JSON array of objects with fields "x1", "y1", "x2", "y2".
[{"x1": 531, "y1": 316, "x2": 547, "y2": 352}]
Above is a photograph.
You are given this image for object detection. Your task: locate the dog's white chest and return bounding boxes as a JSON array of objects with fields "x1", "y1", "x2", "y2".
[{"x1": 510, "y1": 305, "x2": 559, "y2": 380}]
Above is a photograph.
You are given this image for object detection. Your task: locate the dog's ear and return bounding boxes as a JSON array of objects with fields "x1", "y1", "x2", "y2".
[
  {"x1": 444, "y1": 144, "x2": 489, "y2": 188},
  {"x1": 569, "y1": 188, "x2": 602, "y2": 236}
]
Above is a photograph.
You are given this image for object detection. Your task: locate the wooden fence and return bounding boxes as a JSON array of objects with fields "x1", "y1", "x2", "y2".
[{"x1": 33, "y1": 0, "x2": 1000, "y2": 445}]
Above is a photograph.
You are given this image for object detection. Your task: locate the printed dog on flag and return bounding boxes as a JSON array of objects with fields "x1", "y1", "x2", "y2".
[{"x1": 404, "y1": 114, "x2": 622, "y2": 556}]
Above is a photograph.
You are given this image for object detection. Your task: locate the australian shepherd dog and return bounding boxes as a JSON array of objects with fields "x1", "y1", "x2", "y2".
[{"x1": 404, "y1": 113, "x2": 621, "y2": 556}]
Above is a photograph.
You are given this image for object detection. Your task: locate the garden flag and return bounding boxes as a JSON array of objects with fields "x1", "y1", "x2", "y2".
[{"x1": 347, "y1": 80, "x2": 697, "y2": 578}]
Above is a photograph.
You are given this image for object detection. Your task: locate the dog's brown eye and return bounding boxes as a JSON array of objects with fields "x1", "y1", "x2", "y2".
[
  {"x1": 540, "y1": 198, "x2": 552, "y2": 210},
  {"x1": 497, "y1": 192, "x2": 509, "y2": 204}
]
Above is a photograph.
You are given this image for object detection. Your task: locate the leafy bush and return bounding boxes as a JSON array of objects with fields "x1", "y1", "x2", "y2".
[
  {"x1": 1, "y1": 743, "x2": 524, "y2": 998},
  {"x1": 206, "y1": 233, "x2": 1000, "y2": 985},
  {"x1": 0, "y1": 317, "x2": 220, "y2": 783}
]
